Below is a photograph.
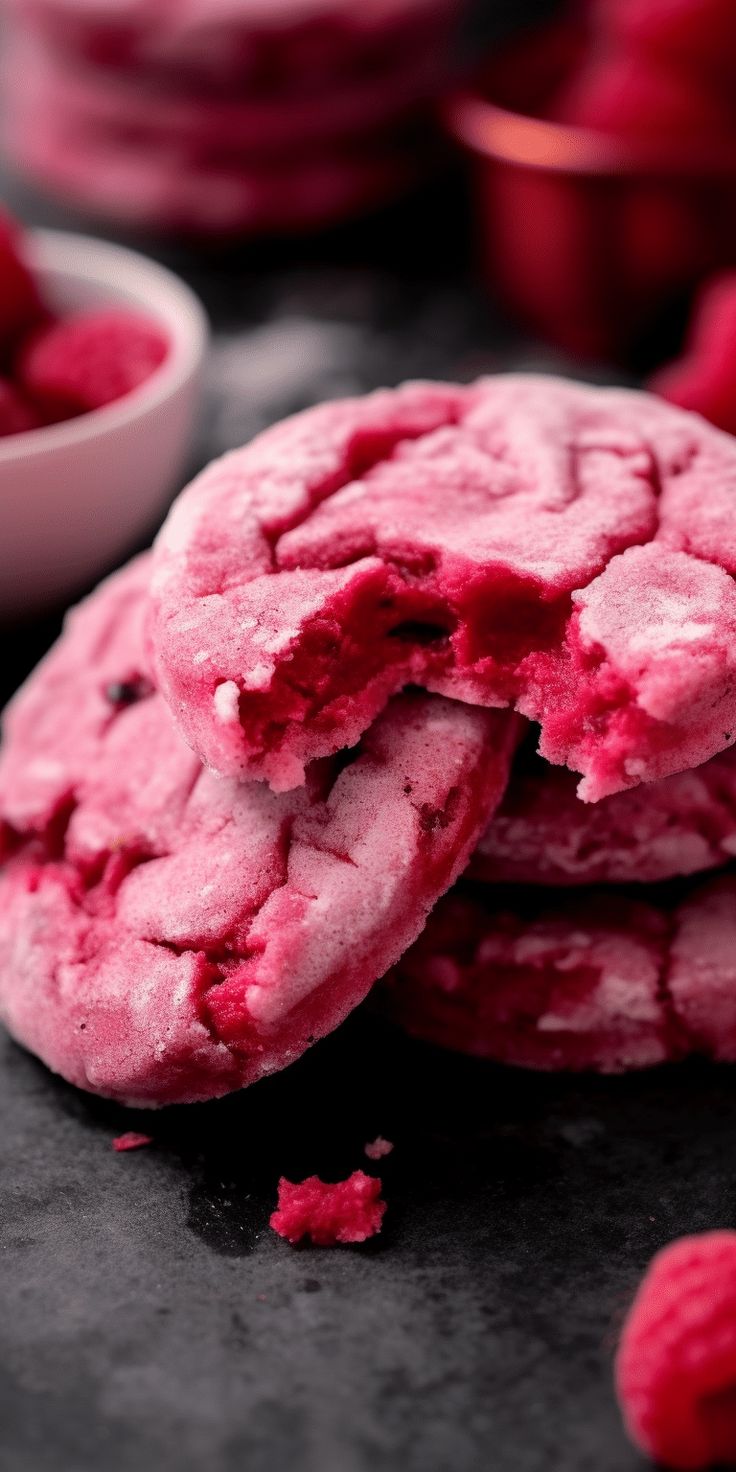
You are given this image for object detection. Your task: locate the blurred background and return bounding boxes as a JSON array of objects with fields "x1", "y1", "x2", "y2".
[
  {"x1": 2, "y1": 0, "x2": 736, "y2": 737},
  {"x1": 4, "y1": 0, "x2": 736, "y2": 649}
]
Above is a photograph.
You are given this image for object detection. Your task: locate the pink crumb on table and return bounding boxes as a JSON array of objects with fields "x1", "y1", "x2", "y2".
[
  {"x1": 616, "y1": 1230, "x2": 736, "y2": 1469},
  {"x1": 601, "y1": 0, "x2": 736, "y2": 82},
  {"x1": 364, "y1": 1137, "x2": 394, "y2": 1160},
  {"x1": 0, "y1": 557, "x2": 517, "y2": 1108},
  {"x1": 112, "y1": 1131, "x2": 153, "y2": 1152},
  {"x1": 270, "y1": 1171, "x2": 386, "y2": 1246}
]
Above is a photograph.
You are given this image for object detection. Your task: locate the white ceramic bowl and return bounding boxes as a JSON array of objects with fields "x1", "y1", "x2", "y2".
[{"x1": 0, "y1": 228, "x2": 208, "y2": 617}]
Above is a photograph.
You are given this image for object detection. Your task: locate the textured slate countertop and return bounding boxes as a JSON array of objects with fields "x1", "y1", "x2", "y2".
[{"x1": 0, "y1": 162, "x2": 721, "y2": 1472}]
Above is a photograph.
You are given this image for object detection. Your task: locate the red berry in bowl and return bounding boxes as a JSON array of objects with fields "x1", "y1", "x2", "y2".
[
  {"x1": 17, "y1": 308, "x2": 169, "y2": 421},
  {"x1": 0, "y1": 210, "x2": 43, "y2": 353},
  {"x1": 616, "y1": 1230, "x2": 736, "y2": 1468},
  {"x1": 0, "y1": 378, "x2": 40, "y2": 436}
]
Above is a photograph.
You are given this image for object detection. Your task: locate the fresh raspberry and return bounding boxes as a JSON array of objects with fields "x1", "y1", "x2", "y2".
[
  {"x1": 0, "y1": 377, "x2": 40, "y2": 436},
  {"x1": 616, "y1": 1230, "x2": 736, "y2": 1469},
  {"x1": 0, "y1": 211, "x2": 43, "y2": 353},
  {"x1": 112, "y1": 1132, "x2": 152, "y2": 1152},
  {"x1": 17, "y1": 309, "x2": 169, "y2": 420},
  {"x1": 270, "y1": 1171, "x2": 386, "y2": 1246},
  {"x1": 104, "y1": 673, "x2": 155, "y2": 709},
  {"x1": 552, "y1": 51, "x2": 732, "y2": 142},
  {"x1": 650, "y1": 273, "x2": 736, "y2": 435},
  {"x1": 600, "y1": 0, "x2": 736, "y2": 85}
]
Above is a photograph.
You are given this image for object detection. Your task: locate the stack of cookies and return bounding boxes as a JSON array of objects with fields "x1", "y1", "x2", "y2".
[
  {"x1": 3, "y1": 374, "x2": 736, "y2": 1106},
  {"x1": 0, "y1": 0, "x2": 463, "y2": 235}
]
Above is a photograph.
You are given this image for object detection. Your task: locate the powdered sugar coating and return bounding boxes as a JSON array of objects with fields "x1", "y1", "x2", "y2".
[
  {"x1": 668, "y1": 878, "x2": 736, "y2": 1056},
  {"x1": 0, "y1": 558, "x2": 518, "y2": 1105},
  {"x1": 382, "y1": 873, "x2": 736, "y2": 1073},
  {"x1": 9, "y1": 28, "x2": 446, "y2": 161},
  {"x1": 473, "y1": 744, "x2": 736, "y2": 886},
  {"x1": 151, "y1": 375, "x2": 736, "y2": 799}
]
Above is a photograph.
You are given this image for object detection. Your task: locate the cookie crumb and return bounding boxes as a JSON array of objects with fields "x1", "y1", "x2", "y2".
[
  {"x1": 270, "y1": 1171, "x2": 386, "y2": 1246},
  {"x1": 112, "y1": 1131, "x2": 153, "y2": 1152},
  {"x1": 364, "y1": 1136, "x2": 394, "y2": 1161}
]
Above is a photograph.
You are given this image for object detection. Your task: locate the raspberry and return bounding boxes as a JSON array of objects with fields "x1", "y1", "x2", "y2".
[
  {"x1": 601, "y1": 0, "x2": 736, "y2": 84},
  {"x1": 0, "y1": 211, "x2": 43, "y2": 353},
  {"x1": 616, "y1": 1231, "x2": 736, "y2": 1469},
  {"x1": 112, "y1": 1132, "x2": 152, "y2": 1151},
  {"x1": 0, "y1": 377, "x2": 40, "y2": 436},
  {"x1": 649, "y1": 274, "x2": 736, "y2": 435},
  {"x1": 270, "y1": 1171, "x2": 386, "y2": 1246},
  {"x1": 552, "y1": 51, "x2": 731, "y2": 142},
  {"x1": 17, "y1": 309, "x2": 169, "y2": 420}
]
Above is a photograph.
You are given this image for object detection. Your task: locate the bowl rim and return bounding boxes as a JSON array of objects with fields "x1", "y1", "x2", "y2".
[
  {"x1": 444, "y1": 88, "x2": 736, "y2": 182},
  {"x1": 0, "y1": 227, "x2": 209, "y2": 463}
]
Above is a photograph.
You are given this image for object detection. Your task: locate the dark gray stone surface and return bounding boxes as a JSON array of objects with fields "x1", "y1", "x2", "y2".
[{"x1": 4, "y1": 1014, "x2": 736, "y2": 1472}]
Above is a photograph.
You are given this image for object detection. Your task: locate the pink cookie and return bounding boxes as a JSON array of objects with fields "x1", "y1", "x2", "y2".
[
  {"x1": 5, "y1": 0, "x2": 457, "y2": 92},
  {"x1": 600, "y1": 0, "x2": 736, "y2": 86},
  {"x1": 4, "y1": 29, "x2": 446, "y2": 164},
  {"x1": 0, "y1": 558, "x2": 516, "y2": 1106},
  {"x1": 270, "y1": 1171, "x2": 386, "y2": 1245},
  {"x1": 472, "y1": 743, "x2": 736, "y2": 886},
  {"x1": 381, "y1": 874, "x2": 736, "y2": 1073},
  {"x1": 551, "y1": 50, "x2": 736, "y2": 145},
  {"x1": 150, "y1": 375, "x2": 736, "y2": 798},
  {"x1": 2, "y1": 97, "x2": 422, "y2": 235}
]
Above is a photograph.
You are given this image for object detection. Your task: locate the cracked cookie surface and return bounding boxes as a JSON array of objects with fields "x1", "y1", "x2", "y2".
[
  {"x1": 150, "y1": 375, "x2": 736, "y2": 797},
  {"x1": 0, "y1": 557, "x2": 517, "y2": 1105}
]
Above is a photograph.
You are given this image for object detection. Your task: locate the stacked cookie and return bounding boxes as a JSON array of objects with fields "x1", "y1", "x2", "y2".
[
  {"x1": 0, "y1": 0, "x2": 462, "y2": 235},
  {"x1": 3, "y1": 374, "x2": 736, "y2": 1105}
]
